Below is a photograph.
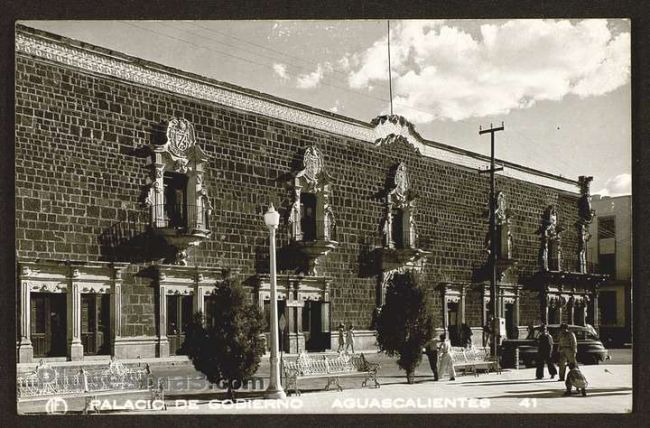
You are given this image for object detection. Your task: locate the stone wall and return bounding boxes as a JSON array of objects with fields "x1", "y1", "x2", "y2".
[{"x1": 15, "y1": 50, "x2": 583, "y2": 338}]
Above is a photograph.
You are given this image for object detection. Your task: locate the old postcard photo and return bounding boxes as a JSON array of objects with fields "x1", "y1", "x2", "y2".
[{"x1": 14, "y1": 19, "x2": 631, "y2": 414}]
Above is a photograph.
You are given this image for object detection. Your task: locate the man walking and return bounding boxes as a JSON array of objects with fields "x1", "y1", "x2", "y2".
[
  {"x1": 535, "y1": 324, "x2": 557, "y2": 379},
  {"x1": 558, "y1": 323, "x2": 577, "y2": 381},
  {"x1": 423, "y1": 335, "x2": 440, "y2": 381}
]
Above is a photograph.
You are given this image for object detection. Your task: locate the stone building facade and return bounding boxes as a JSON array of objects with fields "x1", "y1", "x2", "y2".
[{"x1": 15, "y1": 26, "x2": 606, "y2": 364}]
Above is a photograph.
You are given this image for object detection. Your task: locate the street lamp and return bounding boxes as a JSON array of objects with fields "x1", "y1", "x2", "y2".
[{"x1": 263, "y1": 203, "x2": 286, "y2": 399}]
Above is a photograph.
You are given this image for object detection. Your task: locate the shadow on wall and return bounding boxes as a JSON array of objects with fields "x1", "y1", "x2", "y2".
[{"x1": 98, "y1": 216, "x2": 176, "y2": 263}]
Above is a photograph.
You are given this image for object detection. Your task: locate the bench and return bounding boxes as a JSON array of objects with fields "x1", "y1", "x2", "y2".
[
  {"x1": 449, "y1": 346, "x2": 501, "y2": 376},
  {"x1": 282, "y1": 353, "x2": 380, "y2": 396},
  {"x1": 17, "y1": 358, "x2": 165, "y2": 413}
]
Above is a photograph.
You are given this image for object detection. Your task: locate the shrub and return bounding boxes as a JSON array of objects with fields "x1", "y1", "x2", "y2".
[
  {"x1": 376, "y1": 270, "x2": 435, "y2": 384},
  {"x1": 182, "y1": 276, "x2": 265, "y2": 399}
]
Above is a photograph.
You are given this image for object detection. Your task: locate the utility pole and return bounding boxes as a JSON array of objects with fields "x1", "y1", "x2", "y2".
[
  {"x1": 387, "y1": 20, "x2": 393, "y2": 115},
  {"x1": 479, "y1": 122, "x2": 504, "y2": 359}
]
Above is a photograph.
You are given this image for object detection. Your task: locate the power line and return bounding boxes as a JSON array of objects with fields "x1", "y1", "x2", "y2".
[
  {"x1": 118, "y1": 21, "x2": 438, "y2": 119},
  {"x1": 193, "y1": 22, "x2": 376, "y2": 85}
]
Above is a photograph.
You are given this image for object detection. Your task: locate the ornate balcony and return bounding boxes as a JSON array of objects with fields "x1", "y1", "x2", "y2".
[
  {"x1": 148, "y1": 203, "x2": 211, "y2": 265},
  {"x1": 100, "y1": 203, "x2": 210, "y2": 265},
  {"x1": 291, "y1": 239, "x2": 338, "y2": 276},
  {"x1": 373, "y1": 246, "x2": 430, "y2": 272}
]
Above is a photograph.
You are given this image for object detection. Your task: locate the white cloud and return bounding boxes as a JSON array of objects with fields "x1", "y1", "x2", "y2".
[
  {"x1": 272, "y1": 63, "x2": 289, "y2": 80},
  {"x1": 296, "y1": 62, "x2": 332, "y2": 89},
  {"x1": 329, "y1": 99, "x2": 342, "y2": 113},
  {"x1": 337, "y1": 55, "x2": 351, "y2": 71},
  {"x1": 344, "y1": 19, "x2": 630, "y2": 122},
  {"x1": 595, "y1": 173, "x2": 631, "y2": 197}
]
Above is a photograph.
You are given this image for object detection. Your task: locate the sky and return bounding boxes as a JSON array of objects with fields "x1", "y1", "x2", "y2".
[{"x1": 20, "y1": 19, "x2": 631, "y2": 196}]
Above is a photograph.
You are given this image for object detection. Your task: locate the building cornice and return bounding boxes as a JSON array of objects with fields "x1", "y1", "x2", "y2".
[{"x1": 16, "y1": 27, "x2": 579, "y2": 194}]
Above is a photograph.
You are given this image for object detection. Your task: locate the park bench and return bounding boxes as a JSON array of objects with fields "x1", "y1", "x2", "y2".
[
  {"x1": 449, "y1": 346, "x2": 501, "y2": 376},
  {"x1": 17, "y1": 358, "x2": 165, "y2": 413},
  {"x1": 281, "y1": 352, "x2": 380, "y2": 396}
]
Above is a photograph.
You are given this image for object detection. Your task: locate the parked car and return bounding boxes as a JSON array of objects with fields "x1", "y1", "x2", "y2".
[{"x1": 502, "y1": 324, "x2": 610, "y2": 367}]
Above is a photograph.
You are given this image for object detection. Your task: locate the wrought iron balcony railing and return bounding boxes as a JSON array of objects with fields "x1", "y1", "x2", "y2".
[
  {"x1": 149, "y1": 203, "x2": 210, "y2": 231},
  {"x1": 100, "y1": 204, "x2": 210, "y2": 252}
]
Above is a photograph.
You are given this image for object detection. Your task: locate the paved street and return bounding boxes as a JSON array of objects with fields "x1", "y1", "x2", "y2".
[
  {"x1": 18, "y1": 349, "x2": 631, "y2": 414},
  {"x1": 141, "y1": 349, "x2": 631, "y2": 414},
  {"x1": 146, "y1": 363, "x2": 631, "y2": 414},
  {"x1": 151, "y1": 347, "x2": 632, "y2": 394}
]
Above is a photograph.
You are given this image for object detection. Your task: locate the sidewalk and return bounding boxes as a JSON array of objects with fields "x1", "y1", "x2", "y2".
[{"x1": 145, "y1": 363, "x2": 631, "y2": 414}]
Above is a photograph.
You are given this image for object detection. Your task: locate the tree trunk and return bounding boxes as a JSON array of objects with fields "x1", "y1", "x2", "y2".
[
  {"x1": 406, "y1": 369, "x2": 415, "y2": 384},
  {"x1": 228, "y1": 386, "x2": 236, "y2": 401}
]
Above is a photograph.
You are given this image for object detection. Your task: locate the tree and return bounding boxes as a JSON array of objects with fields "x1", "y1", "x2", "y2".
[
  {"x1": 376, "y1": 271, "x2": 435, "y2": 384},
  {"x1": 182, "y1": 276, "x2": 265, "y2": 399}
]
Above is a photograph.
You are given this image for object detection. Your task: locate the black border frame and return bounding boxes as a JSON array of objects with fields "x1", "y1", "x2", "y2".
[{"x1": 1, "y1": 1, "x2": 648, "y2": 427}]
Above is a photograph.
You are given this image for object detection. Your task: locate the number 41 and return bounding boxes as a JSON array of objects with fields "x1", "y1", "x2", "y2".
[{"x1": 518, "y1": 398, "x2": 538, "y2": 408}]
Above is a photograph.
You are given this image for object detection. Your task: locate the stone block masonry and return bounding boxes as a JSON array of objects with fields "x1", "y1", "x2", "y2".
[{"x1": 15, "y1": 27, "x2": 587, "y2": 346}]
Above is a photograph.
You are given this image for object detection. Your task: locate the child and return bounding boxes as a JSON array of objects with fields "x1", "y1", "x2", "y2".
[
  {"x1": 564, "y1": 362, "x2": 588, "y2": 396},
  {"x1": 345, "y1": 324, "x2": 355, "y2": 354},
  {"x1": 337, "y1": 323, "x2": 345, "y2": 352}
]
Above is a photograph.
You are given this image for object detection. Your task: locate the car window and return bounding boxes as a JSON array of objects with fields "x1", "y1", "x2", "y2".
[
  {"x1": 565, "y1": 328, "x2": 600, "y2": 341},
  {"x1": 573, "y1": 330, "x2": 587, "y2": 340}
]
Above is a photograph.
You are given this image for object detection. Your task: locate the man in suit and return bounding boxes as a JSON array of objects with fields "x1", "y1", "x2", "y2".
[
  {"x1": 424, "y1": 335, "x2": 440, "y2": 381},
  {"x1": 535, "y1": 324, "x2": 557, "y2": 379}
]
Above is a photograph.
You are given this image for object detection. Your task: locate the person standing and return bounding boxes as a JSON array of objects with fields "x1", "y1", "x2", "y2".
[
  {"x1": 483, "y1": 317, "x2": 494, "y2": 347},
  {"x1": 345, "y1": 324, "x2": 356, "y2": 354},
  {"x1": 461, "y1": 323, "x2": 473, "y2": 349},
  {"x1": 558, "y1": 323, "x2": 577, "y2": 381},
  {"x1": 526, "y1": 323, "x2": 535, "y2": 339},
  {"x1": 437, "y1": 334, "x2": 456, "y2": 381},
  {"x1": 423, "y1": 335, "x2": 440, "y2": 381},
  {"x1": 535, "y1": 324, "x2": 557, "y2": 379},
  {"x1": 337, "y1": 323, "x2": 345, "y2": 352}
]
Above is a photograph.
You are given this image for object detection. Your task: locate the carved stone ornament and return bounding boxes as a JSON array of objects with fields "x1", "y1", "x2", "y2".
[
  {"x1": 577, "y1": 175, "x2": 595, "y2": 225},
  {"x1": 538, "y1": 205, "x2": 563, "y2": 239},
  {"x1": 166, "y1": 118, "x2": 196, "y2": 158},
  {"x1": 494, "y1": 191, "x2": 508, "y2": 225},
  {"x1": 301, "y1": 146, "x2": 324, "y2": 184},
  {"x1": 174, "y1": 158, "x2": 189, "y2": 173},
  {"x1": 394, "y1": 163, "x2": 410, "y2": 198}
]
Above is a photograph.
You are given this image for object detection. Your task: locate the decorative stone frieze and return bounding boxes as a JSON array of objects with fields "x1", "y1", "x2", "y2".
[{"x1": 16, "y1": 31, "x2": 579, "y2": 193}]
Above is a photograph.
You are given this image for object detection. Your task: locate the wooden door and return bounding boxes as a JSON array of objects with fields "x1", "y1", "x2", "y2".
[{"x1": 31, "y1": 293, "x2": 67, "y2": 357}]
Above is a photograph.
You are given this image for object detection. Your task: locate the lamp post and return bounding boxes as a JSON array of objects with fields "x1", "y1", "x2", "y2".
[
  {"x1": 279, "y1": 313, "x2": 286, "y2": 387},
  {"x1": 263, "y1": 204, "x2": 286, "y2": 399}
]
